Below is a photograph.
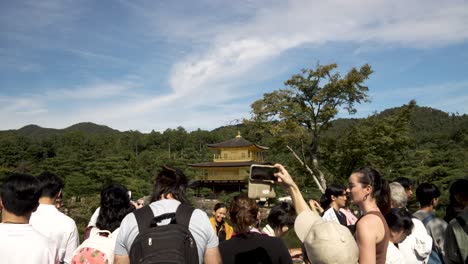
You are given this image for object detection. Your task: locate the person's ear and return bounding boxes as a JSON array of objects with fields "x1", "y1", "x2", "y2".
[{"x1": 331, "y1": 195, "x2": 337, "y2": 201}]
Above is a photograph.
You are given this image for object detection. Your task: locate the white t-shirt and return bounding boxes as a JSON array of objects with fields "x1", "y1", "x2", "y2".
[
  {"x1": 115, "y1": 199, "x2": 219, "y2": 264},
  {"x1": 386, "y1": 242, "x2": 406, "y2": 264},
  {"x1": 30, "y1": 204, "x2": 80, "y2": 264},
  {"x1": 0, "y1": 223, "x2": 58, "y2": 264},
  {"x1": 88, "y1": 207, "x2": 100, "y2": 227},
  {"x1": 398, "y1": 218, "x2": 433, "y2": 264}
]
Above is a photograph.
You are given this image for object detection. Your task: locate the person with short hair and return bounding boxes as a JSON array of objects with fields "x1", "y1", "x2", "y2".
[
  {"x1": 30, "y1": 171, "x2": 79, "y2": 264},
  {"x1": 321, "y1": 184, "x2": 348, "y2": 226},
  {"x1": 389, "y1": 182, "x2": 432, "y2": 264},
  {"x1": 413, "y1": 183, "x2": 447, "y2": 259},
  {"x1": 0, "y1": 173, "x2": 58, "y2": 263},
  {"x1": 384, "y1": 208, "x2": 414, "y2": 264},
  {"x1": 262, "y1": 201, "x2": 296, "y2": 237},
  {"x1": 219, "y1": 193, "x2": 292, "y2": 264},
  {"x1": 114, "y1": 165, "x2": 221, "y2": 264},
  {"x1": 209, "y1": 202, "x2": 234, "y2": 242},
  {"x1": 444, "y1": 178, "x2": 468, "y2": 264},
  {"x1": 274, "y1": 164, "x2": 359, "y2": 264},
  {"x1": 394, "y1": 177, "x2": 414, "y2": 201}
]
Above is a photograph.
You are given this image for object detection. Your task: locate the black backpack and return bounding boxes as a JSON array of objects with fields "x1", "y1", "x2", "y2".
[{"x1": 129, "y1": 203, "x2": 199, "y2": 264}]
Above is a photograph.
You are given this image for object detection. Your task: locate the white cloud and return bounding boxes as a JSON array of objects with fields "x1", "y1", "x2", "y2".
[
  {"x1": 1, "y1": 0, "x2": 467, "y2": 132},
  {"x1": 163, "y1": 0, "x2": 468, "y2": 107}
]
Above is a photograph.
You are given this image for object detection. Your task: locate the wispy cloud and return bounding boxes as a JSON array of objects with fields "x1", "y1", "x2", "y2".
[
  {"x1": 0, "y1": 0, "x2": 467, "y2": 132},
  {"x1": 45, "y1": 81, "x2": 138, "y2": 101}
]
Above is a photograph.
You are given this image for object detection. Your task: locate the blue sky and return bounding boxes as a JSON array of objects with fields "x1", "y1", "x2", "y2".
[{"x1": 1, "y1": 0, "x2": 467, "y2": 132}]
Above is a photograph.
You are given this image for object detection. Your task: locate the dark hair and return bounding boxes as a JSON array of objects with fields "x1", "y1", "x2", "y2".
[
  {"x1": 229, "y1": 193, "x2": 259, "y2": 234},
  {"x1": 1, "y1": 173, "x2": 41, "y2": 216},
  {"x1": 96, "y1": 184, "x2": 135, "y2": 232},
  {"x1": 394, "y1": 177, "x2": 413, "y2": 191},
  {"x1": 150, "y1": 165, "x2": 188, "y2": 204},
  {"x1": 444, "y1": 179, "x2": 468, "y2": 222},
  {"x1": 416, "y1": 183, "x2": 440, "y2": 207},
  {"x1": 353, "y1": 167, "x2": 391, "y2": 215},
  {"x1": 37, "y1": 171, "x2": 64, "y2": 198},
  {"x1": 449, "y1": 178, "x2": 468, "y2": 202},
  {"x1": 213, "y1": 203, "x2": 227, "y2": 212},
  {"x1": 384, "y1": 208, "x2": 414, "y2": 235},
  {"x1": 267, "y1": 202, "x2": 296, "y2": 230},
  {"x1": 321, "y1": 184, "x2": 346, "y2": 209}
]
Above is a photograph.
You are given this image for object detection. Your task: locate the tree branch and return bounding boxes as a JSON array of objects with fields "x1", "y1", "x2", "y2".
[{"x1": 286, "y1": 145, "x2": 325, "y2": 194}]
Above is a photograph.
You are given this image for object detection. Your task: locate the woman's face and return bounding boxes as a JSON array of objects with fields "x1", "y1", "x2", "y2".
[
  {"x1": 214, "y1": 207, "x2": 227, "y2": 223},
  {"x1": 346, "y1": 173, "x2": 369, "y2": 206}
]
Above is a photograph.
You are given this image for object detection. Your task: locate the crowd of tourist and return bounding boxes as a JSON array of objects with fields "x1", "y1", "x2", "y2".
[{"x1": 0, "y1": 164, "x2": 466, "y2": 264}]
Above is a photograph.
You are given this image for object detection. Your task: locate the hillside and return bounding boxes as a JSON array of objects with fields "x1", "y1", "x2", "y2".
[{"x1": 0, "y1": 122, "x2": 120, "y2": 138}]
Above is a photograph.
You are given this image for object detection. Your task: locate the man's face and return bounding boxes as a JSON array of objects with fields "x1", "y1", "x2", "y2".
[{"x1": 406, "y1": 186, "x2": 413, "y2": 200}]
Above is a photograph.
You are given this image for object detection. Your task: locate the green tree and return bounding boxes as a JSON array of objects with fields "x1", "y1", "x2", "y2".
[{"x1": 249, "y1": 63, "x2": 373, "y2": 192}]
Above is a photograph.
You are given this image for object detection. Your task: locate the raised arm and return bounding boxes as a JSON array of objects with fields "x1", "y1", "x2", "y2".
[{"x1": 274, "y1": 164, "x2": 315, "y2": 215}]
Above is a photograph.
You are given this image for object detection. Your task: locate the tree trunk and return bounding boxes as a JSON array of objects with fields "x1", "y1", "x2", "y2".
[
  {"x1": 286, "y1": 145, "x2": 325, "y2": 194},
  {"x1": 310, "y1": 133, "x2": 327, "y2": 190}
]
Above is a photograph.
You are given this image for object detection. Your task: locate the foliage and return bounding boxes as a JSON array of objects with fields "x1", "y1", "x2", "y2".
[
  {"x1": 0, "y1": 104, "x2": 466, "y2": 237},
  {"x1": 248, "y1": 63, "x2": 373, "y2": 190}
]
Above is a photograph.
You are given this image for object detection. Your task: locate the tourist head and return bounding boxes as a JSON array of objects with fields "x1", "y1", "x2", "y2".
[
  {"x1": 347, "y1": 167, "x2": 391, "y2": 214},
  {"x1": 229, "y1": 193, "x2": 259, "y2": 234},
  {"x1": 213, "y1": 203, "x2": 228, "y2": 224},
  {"x1": 151, "y1": 165, "x2": 189, "y2": 204},
  {"x1": 295, "y1": 210, "x2": 359, "y2": 264},
  {"x1": 96, "y1": 183, "x2": 135, "y2": 232},
  {"x1": 37, "y1": 171, "x2": 64, "y2": 199},
  {"x1": 394, "y1": 177, "x2": 414, "y2": 200},
  {"x1": 389, "y1": 182, "x2": 407, "y2": 209},
  {"x1": 267, "y1": 201, "x2": 296, "y2": 237},
  {"x1": 384, "y1": 208, "x2": 414, "y2": 243},
  {"x1": 1, "y1": 173, "x2": 41, "y2": 217},
  {"x1": 416, "y1": 183, "x2": 440, "y2": 208},
  {"x1": 449, "y1": 178, "x2": 468, "y2": 209},
  {"x1": 322, "y1": 184, "x2": 347, "y2": 210}
]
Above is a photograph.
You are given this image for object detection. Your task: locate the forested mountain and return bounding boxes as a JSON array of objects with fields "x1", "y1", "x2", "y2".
[{"x1": 0, "y1": 104, "x2": 466, "y2": 233}]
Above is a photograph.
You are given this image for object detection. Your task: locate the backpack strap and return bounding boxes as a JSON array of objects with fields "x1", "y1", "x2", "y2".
[
  {"x1": 134, "y1": 205, "x2": 154, "y2": 233},
  {"x1": 134, "y1": 203, "x2": 194, "y2": 232},
  {"x1": 422, "y1": 213, "x2": 435, "y2": 226},
  {"x1": 175, "y1": 203, "x2": 194, "y2": 228},
  {"x1": 455, "y1": 215, "x2": 466, "y2": 227}
]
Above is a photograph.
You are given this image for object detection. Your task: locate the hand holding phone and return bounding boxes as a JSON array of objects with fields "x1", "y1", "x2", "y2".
[{"x1": 249, "y1": 164, "x2": 279, "y2": 182}]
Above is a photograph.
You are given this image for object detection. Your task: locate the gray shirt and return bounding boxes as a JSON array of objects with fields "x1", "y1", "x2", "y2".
[
  {"x1": 413, "y1": 210, "x2": 447, "y2": 257},
  {"x1": 115, "y1": 199, "x2": 218, "y2": 263}
]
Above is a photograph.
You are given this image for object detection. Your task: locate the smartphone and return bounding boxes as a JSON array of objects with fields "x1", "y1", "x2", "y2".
[
  {"x1": 249, "y1": 164, "x2": 278, "y2": 182},
  {"x1": 248, "y1": 164, "x2": 278, "y2": 199}
]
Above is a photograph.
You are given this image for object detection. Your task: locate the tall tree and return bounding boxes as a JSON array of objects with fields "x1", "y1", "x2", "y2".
[{"x1": 249, "y1": 63, "x2": 373, "y2": 192}]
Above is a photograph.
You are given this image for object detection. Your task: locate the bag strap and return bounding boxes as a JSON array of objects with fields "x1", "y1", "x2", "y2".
[
  {"x1": 134, "y1": 205, "x2": 154, "y2": 233},
  {"x1": 134, "y1": 203, "x2": 194, "y2": 231},
  {"x1": 175, "y1": 203, "x2": 194, "y2": 228},
  {"x1": 455, "y1": 215, "x2": 466, "y2": 227},
  {"x1": 422, "y1": 213, "x2": 435, "y2": 226}
]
